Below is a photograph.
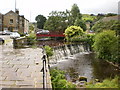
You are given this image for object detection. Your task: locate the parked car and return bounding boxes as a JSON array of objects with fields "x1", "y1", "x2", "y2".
[
  {"x1": 3, "y1": 30, "x2": 12, "y2": 35},
  {"x1": 36, "y1": 30, "x2": 49, "y2": 34},
  {"x1": 0, "y1": 38, "x2": 4, "y2": 44},
  {"x1": 10, "y1": 32, "x2": 20, "y2": 39},
  {"x1": 0, "y1": 31, "x2": 3, "y2": 35}
]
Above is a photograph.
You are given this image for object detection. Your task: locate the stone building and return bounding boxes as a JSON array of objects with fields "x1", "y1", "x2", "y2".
[
  {"x1": 3, "y1": 10, "x2": 19, "y2": 32},
  {"x1": 0, "y1": 13, "x2": 3, "y2": 31},
  {"x1": 19, "y1": 15, "x2": 29, "y2": 34},
  {"x1": 24, "y1": 19, "x2": 29, "y2": 34},
  {"x1": 3, "y1": 10, "x2": 29, "y2": 34}
]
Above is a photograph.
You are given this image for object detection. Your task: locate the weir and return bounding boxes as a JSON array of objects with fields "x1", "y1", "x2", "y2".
[{"x1": 49, "y1": 43, "x2": 90, "y2": 64}]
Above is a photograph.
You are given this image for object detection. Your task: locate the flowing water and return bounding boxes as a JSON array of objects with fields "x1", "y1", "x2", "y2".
[{"x1": 50, "y1": 44, "x2": 120, "y2": 83}]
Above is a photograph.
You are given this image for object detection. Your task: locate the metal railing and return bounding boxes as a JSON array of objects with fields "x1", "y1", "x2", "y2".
[{"x1": 41, "y1": 45, "x2": 47, "y2": 89}]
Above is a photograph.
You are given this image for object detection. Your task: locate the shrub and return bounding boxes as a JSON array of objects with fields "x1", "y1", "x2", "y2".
[
  {"x1": 44, "y1": 46, "x2": 53, "y2": 57},
  {"x1": 64, "y1": 26, "x2": 84, "y2": 41},
  {"x1": 19, "y1": 32, "x2": 26, "y2": 37},
  {"x1": 27, "y1": 33, "x2": 36, "y2": 45},
  {"x1": 50, "y1": 68, "x2": 76, "y2": 89},
  {"x1": 86, "y1": 76, "x2": 119, "y2": 88},
  {"x1": 93, "y1": 30, "x2": 118, "y2": 62}
]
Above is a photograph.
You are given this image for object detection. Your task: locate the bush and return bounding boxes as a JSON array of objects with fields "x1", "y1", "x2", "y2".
[
  {"x1": 50, "y1": 68, "x2": 76, "y2": 89},
  {"x1": 27, "y1": 33, "x2": 36, "y2": 45},
  {"x1": 64, "y1": 26, "x2": 84, "y2": 41},
  {"x1": 44, "y1": 46, "x2": 53, "y2": 57},
  {"x1": 93, "y1": 30, "x2": 118, "y2": 62},
  {"x1": 86, "y1": 76, "x2": 119, "y2": 88},
  {"x1": 19, "y1": 32, "x2": 26, "y2": 37}
]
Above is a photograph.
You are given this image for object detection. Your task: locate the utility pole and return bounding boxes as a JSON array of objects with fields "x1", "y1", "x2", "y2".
[{"x1": 15, "y1": 0, "x2": 16, "y2": 11}]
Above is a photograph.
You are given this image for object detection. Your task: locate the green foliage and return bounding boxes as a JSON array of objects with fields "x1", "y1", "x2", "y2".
[
  {"x1": 44, "y1": 4, "x2": 82, "y2": 31},
  {"x1": 92, "y1": 20, "x2": 120, "y2": 33},
  {"x1": 70, "y1": 4, "x2": 82, "y2": 22},
  {"x1": 86, "y1": 76, "x2": 119, "y2": 88},
  {"x1": 29, "y1": 24, "x2": 34, "y2": 31},
  {"x1": 29, "y1": 24, "x2": 34, "y2": 33},
  {"x1": 35, "y1": 14, "x2": 46, "y2": 29},
  {"x1": 96, "y1": 13, "x2": 105, "y2": 20},
  {"x1": 105, "y1": 13, "x2": 117, "y2": 17},
  {"x1": 74, "y1": 19, "x2": 86, "y2": 31},
  {"x1": 50, "y1": 68, "x2": 76, "y2": 89},
  {"x1": 44, "y1": 46, "x2": 53, "y2": 57},
  {"x1": 27, "y1": 33, "x2": 36, "y2": 45},
  {"x1": 82, "y1": 14, "x2": 96, "y2": 22},
  {"x1": 44, "y1": 15, "x2": 67, "y2": 31},
  {"x1": 93, "y1": 30, "x2": 118, "y2": 62},
  {"x1": 18, "y1": 32, "x2": 26, "y2": 37},
  {"x1": 64, "y1": 26, "x2": 84, "y2": 41}
]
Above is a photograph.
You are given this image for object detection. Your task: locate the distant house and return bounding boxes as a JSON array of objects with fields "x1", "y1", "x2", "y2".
[
  {"x1": 0, "y1": 13, "x2": 3, "y2": 31},
  {"x1": 3, "y1": 10, "x2": 29, "y2": 34}
]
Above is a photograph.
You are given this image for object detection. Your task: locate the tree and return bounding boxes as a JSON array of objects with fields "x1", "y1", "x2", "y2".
[
  {"x1": 64, "y1": 26, "x2": 84, "y2": 41},
  {"x1": 44, "y1": 4, "x2": 82, "y2": 31},
  {"x1": 35, "y1": 15, "x2": 46, "y2": 29},
  {"x1": 29, "y1": 24, "x2": 34, "y2": 33},
  {"x1": 70, "y1": 4, "x2": 82, "y2": 25},
  {"x1": 44, "y1": 11, "x2": 68, "y2": 31},
  {"x1": 105, "y1": 13, "x2": 117, "y2": 17},
  {"x1": 96, "y1": 13, "x2": 105, "y2": 20},
  {"x1": 92, "y1": 20, "x2": 120, "y2": 33},
  {"x1": 93, "y1": 30, "x2": 118, "y2": 62},
  {"x1": 74, "y1": 18, "x2": 86, "y2": 31}
]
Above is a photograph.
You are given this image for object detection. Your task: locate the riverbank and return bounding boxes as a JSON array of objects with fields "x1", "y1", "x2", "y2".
[{"x1": 106, "y1": 60, "x2": 120, "y2": 71}]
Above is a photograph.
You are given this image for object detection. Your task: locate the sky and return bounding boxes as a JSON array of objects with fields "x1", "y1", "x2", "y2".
[{"x1": 0, "y1": 0, "x2": 120, "y2": 22}]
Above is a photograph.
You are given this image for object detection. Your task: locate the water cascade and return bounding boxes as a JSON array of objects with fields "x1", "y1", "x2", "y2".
[{"x1": 49, "y1": 43, "x2": 90, "y2": 64}]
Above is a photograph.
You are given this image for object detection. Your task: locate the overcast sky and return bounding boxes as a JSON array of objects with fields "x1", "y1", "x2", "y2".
[{"x1": 0, "y1": 0, "x2": 119, "y2": 22}]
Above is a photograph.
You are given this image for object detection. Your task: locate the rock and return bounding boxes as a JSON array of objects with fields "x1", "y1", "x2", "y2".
[
  {"x1": 95, "y1": 79, "x2": 100, "y2": 82},
  {"x1": 78, "y1": 76, "x2": 87, "y2": 82}
]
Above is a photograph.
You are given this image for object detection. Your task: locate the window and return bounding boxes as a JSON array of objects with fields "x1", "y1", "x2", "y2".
[{"x1": 10, "y1": 19, "x2": 13, "y2": 24}]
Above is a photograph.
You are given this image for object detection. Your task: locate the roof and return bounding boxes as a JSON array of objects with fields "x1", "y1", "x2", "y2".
[
  {"x1": 4, "y1": 10, "x2": 29, "y2": 22},
  {"x1": 4, "y1": 10, "x2": 17, "y2": 15}
]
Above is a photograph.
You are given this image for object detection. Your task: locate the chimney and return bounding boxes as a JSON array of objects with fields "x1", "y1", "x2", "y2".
[{"x1": 15, "y1": 9, "x2": 19, "y2": 15}]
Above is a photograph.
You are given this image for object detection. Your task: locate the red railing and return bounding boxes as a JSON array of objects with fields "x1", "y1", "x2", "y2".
[{"x1": 36, "y1": 31, "x2": 65, "y2": 37}]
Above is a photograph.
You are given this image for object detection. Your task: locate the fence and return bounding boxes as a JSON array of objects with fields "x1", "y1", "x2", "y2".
[
  {"x1": 41, "y1": 45, "x2": 52, "y2": 89},
  {"x1": 41, "y1": 46, "x2": 47, "y2": 89}
]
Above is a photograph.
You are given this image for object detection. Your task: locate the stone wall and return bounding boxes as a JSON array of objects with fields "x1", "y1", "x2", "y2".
[{"x1": 13, "y1": 37, "x2": 28, "y2": 48}]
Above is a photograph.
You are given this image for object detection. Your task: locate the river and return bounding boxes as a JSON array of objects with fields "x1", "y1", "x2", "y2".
[{"x1": 50, "y1": 52, "x2": 120, "y2": 83}]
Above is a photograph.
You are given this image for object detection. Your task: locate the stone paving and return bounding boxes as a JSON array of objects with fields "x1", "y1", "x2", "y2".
[{"x1": 0, "y1": 38, "x2": 52, "y2": 89}]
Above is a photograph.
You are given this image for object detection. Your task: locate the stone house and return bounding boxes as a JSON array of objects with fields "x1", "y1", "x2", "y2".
[
  {"x1": 19, "y1": 15, "x2": 25, "y2": 34},
  {"x1": 19, "y1": 15, "x2": 29, "y2": 34},
  {"x1": 3, "y1": 10, "x2": 19, "y2": 32},
  {"x1": 24, "y1": 18, "x2": 29, "y2": 34},
  {"x1": 3, "y1": 10, "x2": 29, "y2": 34},
  {"x1": 0, "y1": 13, "x2": 3, "y2": 31}
]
